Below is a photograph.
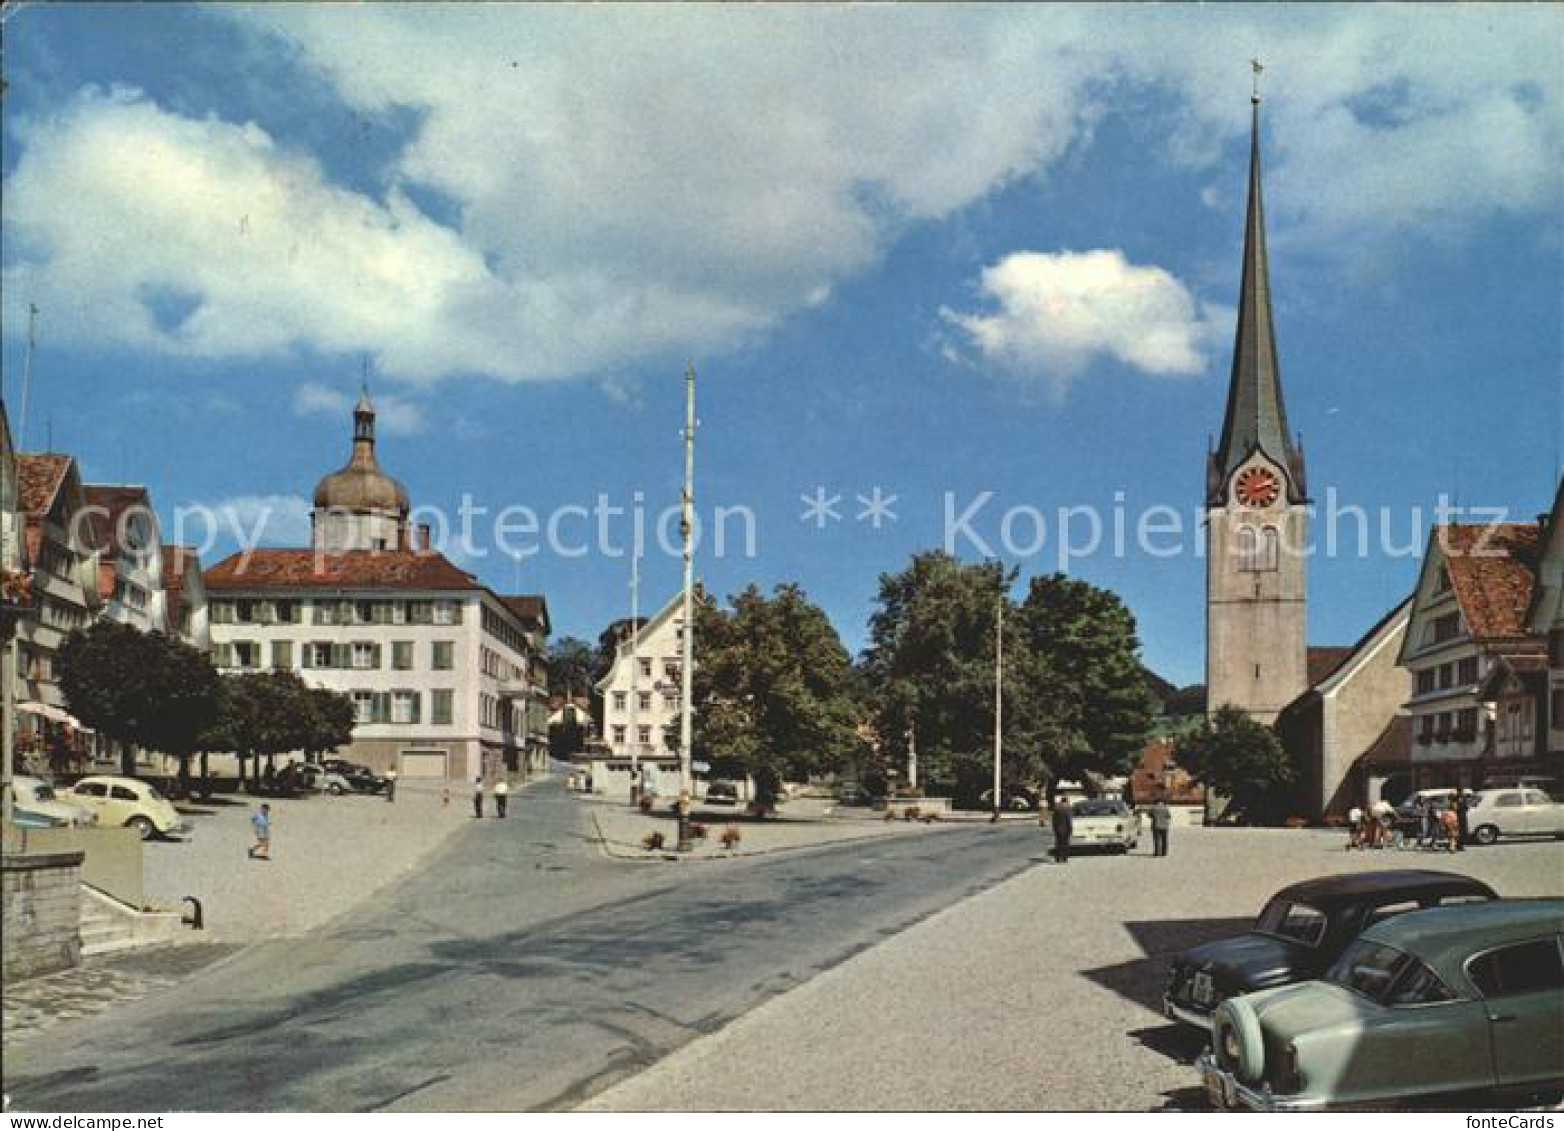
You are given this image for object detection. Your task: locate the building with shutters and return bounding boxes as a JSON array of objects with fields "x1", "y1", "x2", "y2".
[{"x1": 205, "y1": 390, "x2": 550, "y2": 783}]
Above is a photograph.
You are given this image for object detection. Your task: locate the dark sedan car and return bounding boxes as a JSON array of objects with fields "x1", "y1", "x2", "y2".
[
  {"x1": 319, "y1": 759, "x2": 389, "y2": 795},
  {"x1": 1163, "y1": 869, "x2": 1498, "y2": 1031}
]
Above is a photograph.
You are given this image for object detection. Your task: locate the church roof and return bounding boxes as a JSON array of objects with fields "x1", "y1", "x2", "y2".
[
  {"x1": 17, "y1": 453, "x2": 72, "y2": 516},
  {"x1": 1210, "y1": 98, "x2": 1305, "y2": 505},
  {"x1": 501, "y1": 594, "x2": 551, "y2": 633},
  {"x1": 1306, "y1": 646, "x2": 1356, "y2": 687},
  {"x1": 313, "y1": 389, "x2": 410, "y2": 514},
  {"x1": 1438, "y1": 523, "x2": 1542, "y2": 642},
  {"x1": 205, "y1": 549, "x2": 478, "y2": 592}
]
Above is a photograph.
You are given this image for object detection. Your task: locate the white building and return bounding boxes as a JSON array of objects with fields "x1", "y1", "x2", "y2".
[
  {"x1": 206, "y1": 391, "x2": 550, "y2": 783},
  {"x1": 83, "y1": 485, "x2": 168, "y2": 635},
  {"x1": 593, "y1": 593, "x2": 686, "y2": 793}
]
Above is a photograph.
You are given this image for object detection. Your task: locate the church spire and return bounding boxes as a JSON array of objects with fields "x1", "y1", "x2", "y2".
[{"x1": 1209, "y1": 89, "x2": 1305, "y2": 505}]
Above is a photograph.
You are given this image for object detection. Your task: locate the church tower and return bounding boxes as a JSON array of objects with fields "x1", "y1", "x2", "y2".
[
  {"x1": 1205, "y1": 93, "x2": 1308, "y2": 723},
  {"x1": 311, "y1": 386, "x2": 413, "y2": 553}
]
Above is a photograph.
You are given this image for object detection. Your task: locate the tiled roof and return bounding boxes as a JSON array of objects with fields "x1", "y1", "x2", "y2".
[
  {"x1": 17, "y1": 454, "x2": 71, "y2": 516},
  {"x1": 1356, "y1": 714, "x2": 1412, "y2": 768},
  {"x1": 1438, "y1": 523, "x2": 1542, "y2": 641},
  {"x1": 1130, "y1": 736, "x2": 1207, "y2": 805},
  {"x1": 1306, "y1": 646, "x2": 1355, "y2": 688},
  {"x1": 205, "y1": 549, "x2": 479, "y2": 592},
  {"x1": 83, "y1": 485, "x2": 151, "y2": 561},
  {"x1": 501, "y1": 594, "x2": 550, "y2": 631}
]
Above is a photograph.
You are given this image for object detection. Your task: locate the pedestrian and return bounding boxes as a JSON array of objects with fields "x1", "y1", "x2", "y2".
[
  {"x1": 247, "y1": 803, "x2": 272, "y2": 860},
  {"x1": 494, "y1": 778, "x2": 509, "y2": 818},
  {"x1": 1151, "y1": 796, "x2": 1172, "y2": 857},
  {"x1": 1050, "y1": 795, "x2": 1073, "y2": 864},
  {"x1": 442, "y1": 785, "x2": 451, "y2": 808},
  {"x1": 385, "y1": 767, "x2": 398, "y2": 803},
  {"x1": 1455, "y1": 790, "x2": 1470, "y2": 851},
  {"x1": 473, "y1": 775, "x2": 485, "y2": 819},
  {"x1": 1346, "y1": 805, "x2": 1364, "y2": 850},
  {"x1": 1419, "y1": 797, "x2": 1434, "y2": 848}
]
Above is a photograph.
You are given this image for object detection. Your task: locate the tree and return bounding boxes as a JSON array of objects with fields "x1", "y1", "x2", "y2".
[
  {"x1": 546, "y1": 636, "x2": 596, "y2": 698},
  {"x1": 57, "y1": 621, "x2": 221, "y2": 782},
  {"x1": 302, "y1": 686, "x2": 357, "y2": 759},
  {"x1": 1013, "y1": 573, "x2": 1158, "y2": 789},
  {"x1": 860, "y1": 552, "x2": 1018, "y2": 806},
  {"x1": 1174, "y1": 705, "x2": 1296, "y2": 822},
  {"x1": 207, "y1": 670, "x2": 327, "y2": 789},
  {"x1": 691, "y1": 583, "x2": 866, "y2": 810}
]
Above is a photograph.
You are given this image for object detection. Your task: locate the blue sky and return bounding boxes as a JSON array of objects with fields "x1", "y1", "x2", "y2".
[{"x1": 2, "y1": 4, "x2": 1560, "y2": 686}]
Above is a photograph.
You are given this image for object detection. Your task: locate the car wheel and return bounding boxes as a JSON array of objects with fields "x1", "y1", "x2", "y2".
[
  {"x1": 326, "y1": 783, "x2": 344, "y2": 796},
  {"x1": 1473, "y1": 824, "x2": 1500, "y2": 846},
  {"x1": 1214, "y1": 997, "x2": 1265, "y2": 1084},
  {"x1": 126, "y1": 816, "x2": 156, "y2": 841}
]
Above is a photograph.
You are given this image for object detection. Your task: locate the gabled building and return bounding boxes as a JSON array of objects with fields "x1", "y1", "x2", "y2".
[
  {"x1": 161, "y1": 544, "x2": 210, "y2": 653},
  {"x1": 1398, "y1": 521, "x2": 1546, "y2": 791},
  {"x1": 83, "y1": 484, "x2": 168, "y2": 635},
  {"x1": 13, "y1": 451, "x2": 104, "y2": 766},
  {"x1": 593, "y1": 592, "x2": 686, "y2": 792},
  {"x1": 1276, "y1": 601, "x2": 1413, "y2": 818}
]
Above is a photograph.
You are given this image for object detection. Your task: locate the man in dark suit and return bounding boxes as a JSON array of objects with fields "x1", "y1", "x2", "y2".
[{"x1": 1050, "y1": 796, "x2": 1073, "y2": 864}]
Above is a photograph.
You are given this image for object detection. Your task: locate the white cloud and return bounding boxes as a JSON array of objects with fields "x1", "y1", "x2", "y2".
[
  {"x1": 941, "y1": 250, "x2": 1227, "y2": 391},
  {"x1": 1, "y1": 7, "x2": 1558, "y2": 383},
  {"x1": 293, "y1": 381, "x2": 425, "y2": 436}
]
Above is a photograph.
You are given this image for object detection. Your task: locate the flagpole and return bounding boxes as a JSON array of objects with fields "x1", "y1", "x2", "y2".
[
  {"x1": 628, "y1": 546, "x2": 641, "y2": 802},
  {"x1": 993, "y1": 593, "x2": 1003, "y2": 821},
  {"x1": 678, "y1": 362, "x2": 697, "y2": 802}
]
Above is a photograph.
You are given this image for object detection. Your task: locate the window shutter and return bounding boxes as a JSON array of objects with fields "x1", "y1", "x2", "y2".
[
  {"x1": 214, "y1": 643, "x2": 233, "y2": 667},
  {"x1": 302, "y1": 644, "x2": 314, "y2": 669},
  {"x1": 372, "y1": 644, "x2": 383, "y2": 669},
  {"x1": 332, "y1": 643, "x2": 349, "y2": 669},
  {"x1": 410, "y1": 693, "x2": 422, "y2": 724},
  {"x1": 451, "y1": 602, "x2": 464, "y2": 625},
  {"x1": 373, "y1": 692, "x2": 390, "y2": 724}
]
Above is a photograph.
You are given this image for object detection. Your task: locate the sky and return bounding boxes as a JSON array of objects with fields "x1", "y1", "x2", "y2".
[{"x1": 1, "y1": 3, "x2": 1560, "y2": 686}]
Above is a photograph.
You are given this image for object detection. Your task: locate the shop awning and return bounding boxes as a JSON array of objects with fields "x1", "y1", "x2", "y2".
[{"x1": 15, "y1": 700, "x2": 92, "y2": 732}]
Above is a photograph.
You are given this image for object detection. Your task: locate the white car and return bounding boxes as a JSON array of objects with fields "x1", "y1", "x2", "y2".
[
  {"x1": 1070, "y1": 798, "x2": 1141, "y2": 852},
  {"x1": 5, "y1": 776, "x2": 97, "y2": 828},
  {"x1": 1465, "y1": 787, "x2": 1564, "y2": 845},
  {"x1": 63, "y1": 775, "x2": 187, "y2": 840}
]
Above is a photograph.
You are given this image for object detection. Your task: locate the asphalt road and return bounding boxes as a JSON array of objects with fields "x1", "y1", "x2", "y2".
[{"x1": 5, "y1": 781, "x2": 1048, "y2": 1112}]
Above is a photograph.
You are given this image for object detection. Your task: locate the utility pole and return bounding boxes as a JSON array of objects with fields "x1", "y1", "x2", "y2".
[
  {"x1": 992, "y1": 593, "x2": 1003, "y2": 821},
  {"x1": 907, "y1": 721, "x2": 917, "y2": 792},
  {"x1": 628, "y1": 547, "x2": 641, "y2": 803},
  {"x1": 677, "y1": 362, "x2": 697, "y2": 801}
]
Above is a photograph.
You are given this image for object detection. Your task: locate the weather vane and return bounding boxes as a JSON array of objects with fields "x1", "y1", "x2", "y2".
[{"x1": 1251, "y1": 58, "x2": 1264, "y2": 102}]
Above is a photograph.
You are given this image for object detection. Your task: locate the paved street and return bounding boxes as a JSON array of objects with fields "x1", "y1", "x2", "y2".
[{"x1": 3, "y1": 779, "x2": 1043, "y2": 1112}]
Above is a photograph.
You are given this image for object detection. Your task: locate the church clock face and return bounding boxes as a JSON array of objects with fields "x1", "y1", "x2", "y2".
[{"x1": 1234, "y1": 466, "x2": 1280, "y2": 508}]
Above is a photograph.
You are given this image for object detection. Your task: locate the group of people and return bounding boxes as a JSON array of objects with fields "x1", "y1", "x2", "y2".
[
  {"x1": 1347, "y1": 793, "x2": 1468, "y2": 852},
  {"x1": 1046, "y1": 796, "x2": 1174, "y2": 864}
]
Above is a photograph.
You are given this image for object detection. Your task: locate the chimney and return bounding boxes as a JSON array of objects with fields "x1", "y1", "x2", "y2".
[{"x1": 419, "y1": 523, "x2": 432, "y2": 552}]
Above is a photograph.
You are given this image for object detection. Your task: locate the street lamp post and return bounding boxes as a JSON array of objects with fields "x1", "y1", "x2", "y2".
[
  {"x1": 676, "y1": 362, "x2": 697, "y2": 850},
  {"x1": 992, "y1": 593, "x2": 1003, "y2": 822}
]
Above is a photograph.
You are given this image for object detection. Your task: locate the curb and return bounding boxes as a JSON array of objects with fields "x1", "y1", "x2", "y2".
[{"x1": 587, "y1": 811, "x2": 968, "y2": 864}]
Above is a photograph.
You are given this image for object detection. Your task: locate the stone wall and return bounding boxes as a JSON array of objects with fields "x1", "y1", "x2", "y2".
[{"x1": 2, "y1": 851, "x2": 84, "y2": 983}]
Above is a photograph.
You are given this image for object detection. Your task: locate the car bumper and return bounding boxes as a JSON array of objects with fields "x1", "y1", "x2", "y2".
[
  {"x1": 1163, "y1": 997, "x2": 1216, "y2": 1031},
  {"x1": 1197, "y1": 1054, "x2": 1325, "y2": 1112}
]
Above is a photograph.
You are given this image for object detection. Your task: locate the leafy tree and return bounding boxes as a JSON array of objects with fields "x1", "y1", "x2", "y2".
[
  {"x1": 860, "y1": 553, "x2": 1017, "y2": 806},
  {"x1": 206, "y1": 670, "x2": 326, "y2": 789},
  {"x1": 57, "y1": 620, "x2": 221, "y2": 782},
  {"x1": 546, "y1": 636, "x2": 596, "y2": 698},
  {"x1": 1174, "y1": 705, "x2": 1296, "y2": 822},
  {"x1": 1013, "y1": 573, "x2": 1158, "y2": 788},
  {"x1": 302, "y1": 685, "x2": 357, "y2": 759},
  {"x1": 690, "y1": 583, "x2": 866, "y2": 810}
]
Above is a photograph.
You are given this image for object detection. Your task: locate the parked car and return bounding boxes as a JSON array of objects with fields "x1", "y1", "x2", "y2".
[
  {"x1": 1070, "y1": 799, "x2": 1140, "y2": 852},
  {"x1": 1465, "y1": 787, "x2": 1564, "y2": 845},
  {"x1": 319, "y1": 759, "x2": 389, "y2": 794},
  {"x1": 62, "y1": 775, "x2": 187, "y2": 840},
  {"x1": 837, "y1": 783, "x2": 871, "y2": 807},
  {"x1": 289, "y1": 763, "x2": 352, "y2": 796},
  {"x1": 4, "y1": 776, "x2": 97, "y2": 828},
  {"x1": 703, "y1": 780, "x2": 741, "y2": 806},
  {"x1": 1199, "y1": 899, "x2": 1564, "y2": 1111},
  {"x1": 1164, "y1": 870, "x2": 1498, "y2": 1030}
]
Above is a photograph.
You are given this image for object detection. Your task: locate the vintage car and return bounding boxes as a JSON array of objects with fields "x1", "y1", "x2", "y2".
[
  {"x1": 1465, "y1": 787, "x2": 1564, "y2": 845},
  {"x1": 63, "y1": 775, "x2": 188, "y2": 840},
  {"x1": 1164, "y1": 870, "x2": 1498, "y2": 1030},
  {"x1": 1069, "y1": 798, "x2": 1141, "y2": 852},
  {"x1": 4, "y1": 776, "x2": 97, "y2": 828},
  {"x1": 1199, "y1": 899, "x2": 1564, "y2": 1111}
]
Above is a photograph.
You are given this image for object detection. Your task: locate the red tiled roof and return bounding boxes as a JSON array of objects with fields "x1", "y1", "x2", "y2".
[
  {"x1": 1438, "y1": 523, "x2": 1542, "y2": 641},
  {"x1": 1306, "y1": 646, "x2": 1355, "y2": 687},
  {"x1": 83, "y1": 485, "x2": 152, "y2": 562},
  {"x1": 1356, "y1": 714, "x2": 1413, "y2": 768},
  {"x1": 17, "y1": 454, "x2": 71, "y2": 516},
  {"x1": 1129, "y1": 737, "x2": 1207, "y2": 805},
  {"x1": 205, "y1": 549, "x2": 478, "y2": 592}
]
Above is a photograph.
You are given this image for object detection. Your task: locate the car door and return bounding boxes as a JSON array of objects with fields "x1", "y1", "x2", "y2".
[
  {"x1": 1467, "y1": 936, "x2": 1564, "y2": 1089},
  {"x1": 68, "y1": 780, "x2": 110, "y2": 819},
  {"x1": 1490, "y1": 791, "x2": 1524, "y2": 836},
  {"x1": 1521, "y1": 790, "x2": 1559, "y2": 835}
]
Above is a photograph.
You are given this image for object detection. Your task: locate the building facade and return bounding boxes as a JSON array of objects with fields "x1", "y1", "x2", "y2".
[
  {"x1": 1398, "y1": 521, "x2": 1547, "y2": 791},
  {"x1": 13, "y1": 452, "x2": 104, "y2": 766},
  {"x1": 593, "y1": 593, "x2": 686, "y2": 792},
  {"x1": 161, "y1": 544, "x2": 211, "y2": 653},
  {"x1": 1204, "y1": 96, "x2": 1309, "y2": 725},
  {"x1": 206, "y1": 392, "x2": 550, "y2": 783},
  {"x1": 82, "y1": 485, "x2": 168, "y2": 635}
]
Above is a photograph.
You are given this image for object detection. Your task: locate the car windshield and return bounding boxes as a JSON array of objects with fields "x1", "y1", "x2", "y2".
[
  {"x1": 1328, "y1": 939, "x2": 1413, "y2": 1002},
  {"x1": 1255, "y1": 899, "x2": 1328, "y2": 946},
  {"x1": 1073, "y1": 801, "x2": 1122, "y2": 817}
]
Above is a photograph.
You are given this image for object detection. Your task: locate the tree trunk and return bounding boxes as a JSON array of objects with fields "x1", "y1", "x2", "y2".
[
  {"x1": 200, "y1": 751, "x2": 211, "y2": 799},
  {"x1": 119, "y1": 742, "x2": 136, "y2": 778},
  {"x1": 177, "y1": 754, "x2": 192, "y2": 799}
]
